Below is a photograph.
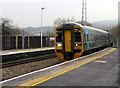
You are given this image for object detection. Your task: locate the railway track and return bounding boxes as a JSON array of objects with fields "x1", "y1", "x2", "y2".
[
  {"x1": 1, "y1": 49, "x2": 57, "y2": 68},
  {"x1": 1, "y1": 47, "x2": 106, "y2": 68}
]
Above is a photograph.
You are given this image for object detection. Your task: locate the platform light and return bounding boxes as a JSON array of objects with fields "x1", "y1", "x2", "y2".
[{"x1": 40, "y1": 7, "x2": 45, "y2": 47}]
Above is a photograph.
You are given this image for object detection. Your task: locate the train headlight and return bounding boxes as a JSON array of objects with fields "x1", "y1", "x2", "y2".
[
  {"x1": 76, "y1": 44, "x2": 78, "y2": 46},
  {"x1": 56, "y1": 43, "x2": 62, "y2": 47},
  {"x1": 75, "y1": 44, "x2": 81, "y2": 46}
]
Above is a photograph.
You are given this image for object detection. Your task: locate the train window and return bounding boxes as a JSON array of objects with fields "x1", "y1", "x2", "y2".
[
  {"x1": 75, "y1": 32, "x2": 81, "y2": 42},
  {"x1": 56, "y1": 32, "x2": 62, "y2": 42},
  {"x1": 95, "y1": 35, "x2": 97, "y2": 41},
  {"x1": 87, "y1": 34, "x2": 89, "y2": 41},
  {"x1": 84, "y1": 34, "x2": 89, "y2": 42},
  {"x1": 84, "y1": 34, "x2": 86, "y2": 42},
  {"x1": 57, "y1": 28, "x2": 62, "y2": 31}
]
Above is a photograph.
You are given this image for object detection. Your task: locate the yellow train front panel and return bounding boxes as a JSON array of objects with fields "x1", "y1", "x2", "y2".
[
  {"x1": 64, "y1": 30, "x2": 71, "y2": 52},
  {"x1": 55, "y1": 23, "x2": 84, "y2": 61}
]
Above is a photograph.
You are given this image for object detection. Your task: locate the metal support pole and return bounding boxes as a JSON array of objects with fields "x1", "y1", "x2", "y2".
[
  {"x1": 46, "y1": 37, "x2": 47, "y2": 47},
  {"x1": 16, "y1": 36, "x2": 18, "y2": 49},
  {"x1": 28, "y1": 36, "x2": 30, "y2": 48},
  {"x1": 22, "y1": 37, "x2": 24, "y2": 49},
  {"x1": 117, "y1": 37, "x2": 118, "y2": 48}
]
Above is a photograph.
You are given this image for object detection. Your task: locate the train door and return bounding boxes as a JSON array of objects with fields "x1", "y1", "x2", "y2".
[
  {"x1": 85, "y1": 29, "x2": 89, "y2": 50},
  {"x1": 64, "y1": 30, "x2": 71, "y2": 52},
  {"x1": 84, "y1": 29, "x2": 89, "y2": 50},
  {"x1": 86, "y1": 33, "x2": 89, "y2": 50}
]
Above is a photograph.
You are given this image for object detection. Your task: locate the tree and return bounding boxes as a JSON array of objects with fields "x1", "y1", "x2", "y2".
[
  {"x1": 54, "y1": 17, "x2": 92, "y2": 27},
  {"x1": 54, "y1": 18, "x2": 67, "y2": 26},
  {"x1": 1, "y1": 18, "x2": 12, "y2": 35},
  {"x1": 108, "y1": 25, "x2": 118, "y2": 47},
  {"x1": 43, "y1": 27, "x2": 56, "y2": 37},
  {"x1": 1, "y1": 17, "x2": 22, "y2": 35},
  {"x1": 54, "y1": 17, "x2": 76, "y2": 27}
]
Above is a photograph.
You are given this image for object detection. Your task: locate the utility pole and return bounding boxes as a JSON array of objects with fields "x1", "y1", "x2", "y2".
[
  {"x1": 40, "y1": 7, "x2": 45, "y2": 47},
  {"x1": 85, "y1": 0, "x2": 87, "y2": 25},
  {"x1": 82, "y1": 0, "x2": 84, "y2": 25},
  {"x1": 82, "y1": 0, "x2": 87, "y2": 25}
]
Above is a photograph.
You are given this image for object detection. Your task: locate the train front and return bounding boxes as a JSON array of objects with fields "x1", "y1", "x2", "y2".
[{"x1": 55, "y1": 23, "x2": 84, "y2": 61}]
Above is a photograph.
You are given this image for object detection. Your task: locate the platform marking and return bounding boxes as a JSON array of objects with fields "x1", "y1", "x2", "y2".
[
  {"x1": 94, "y1": 60, "x2": 107, "y2": 63},
  {"x1": 25, "y1": 48, "x2": 116, "y2": 87}
]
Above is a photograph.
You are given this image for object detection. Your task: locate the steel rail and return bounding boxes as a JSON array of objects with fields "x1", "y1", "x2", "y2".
[
  {"x1": 1, "y1": 53, "x2": 56, "y2": 68},
  {"x1": 1, "y1": 49, "x2": 56, "y2": 68}
]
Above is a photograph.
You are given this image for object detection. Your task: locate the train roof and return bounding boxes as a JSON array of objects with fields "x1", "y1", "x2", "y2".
[
  {"x1": 65, "y1": 22, "x2": 108, "y2": 34},
  {"x1": 65, "y1": 22, "x2": 84, "y2": 27},
  {"x1": 84, "y1": 26, "x2": 108, "y2": 33}
]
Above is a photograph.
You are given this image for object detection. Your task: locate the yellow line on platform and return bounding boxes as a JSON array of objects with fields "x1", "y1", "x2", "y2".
[{"x1": 26, "y1": 48, "x2": 116, "y2": 88}]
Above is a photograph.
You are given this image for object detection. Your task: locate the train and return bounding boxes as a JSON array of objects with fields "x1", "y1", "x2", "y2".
[{"x1": 55, "y1": 22, "x2": 113, "y2": 61}]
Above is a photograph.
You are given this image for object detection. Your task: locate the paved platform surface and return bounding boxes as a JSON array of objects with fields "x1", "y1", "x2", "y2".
[
  {"x1": 1, "y1": 48, "x2": 118, "y2": 87},
  {"x1": 33, "y1": 48, "x2": 118, "y2": 86}
]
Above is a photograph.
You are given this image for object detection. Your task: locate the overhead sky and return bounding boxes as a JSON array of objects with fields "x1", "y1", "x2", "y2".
[{"x1": 1, "y1": 0, "x2": 119, "y2": 27}]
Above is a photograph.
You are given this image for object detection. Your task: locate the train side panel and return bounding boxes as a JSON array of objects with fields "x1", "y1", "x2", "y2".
[{"x1": 83, "y1": 26, "x2": 110, "y2": 51}]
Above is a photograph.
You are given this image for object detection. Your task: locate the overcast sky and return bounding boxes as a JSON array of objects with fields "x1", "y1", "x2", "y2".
[{"x1": 1, "y1": 0, "x2": 119, "y2": 27}]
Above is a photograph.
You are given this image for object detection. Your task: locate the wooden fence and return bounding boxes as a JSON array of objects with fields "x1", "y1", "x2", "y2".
[{"x1": 1, "y1": 35, "x2": 54, "y2": 50}]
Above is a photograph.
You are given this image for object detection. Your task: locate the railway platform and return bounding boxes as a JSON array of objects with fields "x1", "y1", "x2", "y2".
[
  {"x1": 0, "y1": 47, "x2": 54, "y2": 55},
  {"x1": 1, "y1": 47, "x2": 55, "y2": 68},
  {"x1": 1, "y1": 47, "x2": 118, "y2": 87}
]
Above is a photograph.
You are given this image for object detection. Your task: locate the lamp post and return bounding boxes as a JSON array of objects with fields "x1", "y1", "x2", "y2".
[{"x1": 40, "y1": 7, "x2": 45, "y2": 47}]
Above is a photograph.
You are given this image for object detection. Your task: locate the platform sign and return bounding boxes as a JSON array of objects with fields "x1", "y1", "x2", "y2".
[
  {"x1": 22, "y1": 36, "x2": 26, "y2": 39},
  {"x1": 47, "y1": 36, "x2": 50, "y2": 40},
  {"x1": 50, "y1": 37, "x2": 55, "y2": 41}
]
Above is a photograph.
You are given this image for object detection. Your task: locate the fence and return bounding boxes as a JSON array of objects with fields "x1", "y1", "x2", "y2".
[{"x1": 1, "y1": 35, "x2": 54, "y2": 50}]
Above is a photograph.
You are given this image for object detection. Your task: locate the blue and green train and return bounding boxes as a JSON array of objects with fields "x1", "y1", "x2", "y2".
[{"x1": 55, "y1": 22, "x2": 113, "y2": 61}]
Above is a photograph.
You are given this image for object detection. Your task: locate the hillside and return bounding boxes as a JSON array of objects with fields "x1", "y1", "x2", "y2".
[
  {"x1": 21, "y1": 26, "x2": 55, "y2": 36},
  {"x1": 92, "y1": 20, "x2": 117, "y2": 30},
  {"x1": 21, "y1": 20, "x2": 117, "y2": 36}
]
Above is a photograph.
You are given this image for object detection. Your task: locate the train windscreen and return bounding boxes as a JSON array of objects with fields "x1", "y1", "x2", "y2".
[
  {"x1": 56, "y1": 32, "x2": 62, "y2": 42},
  {"x1": 75, "y1": 32, "x2": 81, "y2": 42}
]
